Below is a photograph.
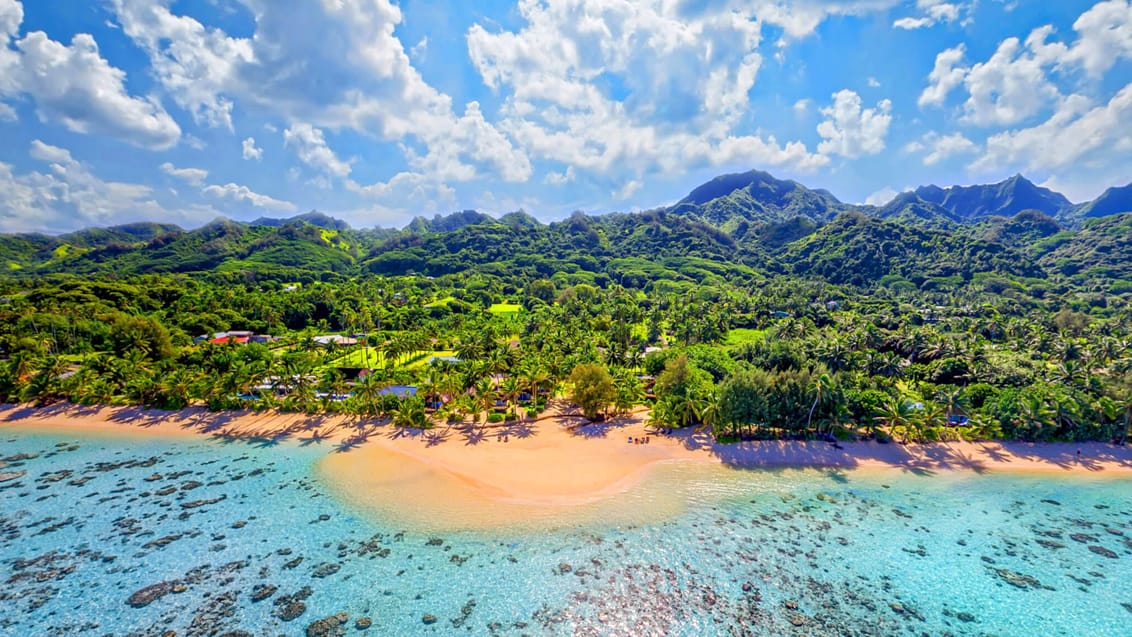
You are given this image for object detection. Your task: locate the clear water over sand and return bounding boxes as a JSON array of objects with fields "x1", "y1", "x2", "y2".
[{"x1": 2, "y1": 430, "x2": 1130, "y2": 636}]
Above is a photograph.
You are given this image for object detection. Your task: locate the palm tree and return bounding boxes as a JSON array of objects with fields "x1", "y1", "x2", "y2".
[
  {"x1": 392, "y1": 396, "x2": 429, "y2": 429},
  {"x1": 1015, "y1": 393, "x2": 1056, "y2": 441},
  {"x1": 806, "y1": 372, "x2": 838, "y2": 438},
  {"x1": 695, "y1": 392, "x2": 721, "y2": 433},
  {"x1": 874, "y1": 397, "x2": 914, "y2": 443},
  {"x1": 473, "y1": 376, "x2": 498, "y2": 424},
  {"x1": 499, "y1": 375, "x2": 522, "y2": 416},
  {"x1": 938, "y1": 387, "x2": 969, "y2": 424}
]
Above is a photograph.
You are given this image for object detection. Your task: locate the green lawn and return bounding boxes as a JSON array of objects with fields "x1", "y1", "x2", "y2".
[
  {"x1": 488, "y1": 302, "x2": 523, "y2": 315},
  {"x1": 725, "y1": 328, "x2": 766, "y2": 346},
  {"x1": 424, "y1": 296, "x2": 457, "y2": 308},
  {"x1": 328, "y1": 348, "x2": 459, "y2": 369}
]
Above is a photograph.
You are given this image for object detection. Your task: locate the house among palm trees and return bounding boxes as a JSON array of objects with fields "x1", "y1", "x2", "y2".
[
  {"x1": 195, "y1": 331, "x2": 276, "y2": 345},
  {"x1": 312, "y1": 335, "x2": 359, "y2": 346}
]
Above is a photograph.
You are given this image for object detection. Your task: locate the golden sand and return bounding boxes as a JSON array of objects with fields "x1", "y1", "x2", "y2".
[{"x1": 4, "y1": 402, "x2": 1132, "y2": 532}]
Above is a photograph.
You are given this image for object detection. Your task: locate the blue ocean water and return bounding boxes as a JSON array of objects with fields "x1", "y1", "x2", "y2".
[{"x1": 1, "y1": 430, "x2": 1130, "y2": 636}]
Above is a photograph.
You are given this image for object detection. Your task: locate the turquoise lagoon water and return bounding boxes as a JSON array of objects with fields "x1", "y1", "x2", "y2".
[{"x1": 1, "y1": 430, "x2": 1130, "y2": 636}]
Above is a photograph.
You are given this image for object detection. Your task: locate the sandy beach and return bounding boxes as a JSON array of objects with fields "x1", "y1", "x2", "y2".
[{"x1": 4, "y1": 401, "x2": 1132, "y2": 529}]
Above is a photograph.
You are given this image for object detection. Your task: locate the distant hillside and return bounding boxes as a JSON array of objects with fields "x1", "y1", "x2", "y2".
[
  {"x1": 873, "y1": 192, "x2": 962, "y2": 231},
  {"x1": 407, "y1": 210, "x2": 495, "y2": 234},
  {"x1": 1037, "y1": 212, "x2": 1132, "y2": 282},
  {"x1": 970, "y1": 210, "x2": 1063, "y2": 250},
  {"x1": 780, "y1": 211, "x2": 1044, "y2": 287},
  {"x1": 4, "y1": 169, "x2": 1132, "y2": 290}
]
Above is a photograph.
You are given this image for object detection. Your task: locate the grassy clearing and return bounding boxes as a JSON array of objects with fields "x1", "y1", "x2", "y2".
[
  {"x1": 329, "y1": 348, "x2": 459, "y2": 369},
  {"x1": 488, "y1": 302, "x2": 523, "y2": 315},
  {"x1": 425, "y1": 296, "x2": 457, "y2": 308},
  {"x1": 725, "y1": 328, "x2": 766, "y2": 346}
]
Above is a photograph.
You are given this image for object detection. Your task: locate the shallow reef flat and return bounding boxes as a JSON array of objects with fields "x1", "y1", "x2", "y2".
[{"x1": 1, "y1": 431, "x2": 1130, "y2": 636}]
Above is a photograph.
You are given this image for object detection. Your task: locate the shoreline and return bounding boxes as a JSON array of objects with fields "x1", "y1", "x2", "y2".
[{"x1": 4, "y1": 402, "x2": 1132, "y2": 529}]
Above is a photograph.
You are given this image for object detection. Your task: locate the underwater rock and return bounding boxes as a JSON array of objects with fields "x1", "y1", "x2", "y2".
[
  {"x1": 311, "y1": 562, "x2": 340, "y2": 578},
  {"x1": 185, "y1": 590, "x2": 239, "y2": 637},
  {"x1": 250, "y1": 584, "x2": 277, "y2": 602},
  {"x1": 989, "y1": 568, "x2": 1050, "y2": 590},
  {"x1": 422, "y1": 614, "x2": 437, "y2": 625},
  {"x1": 126, "y1": 581, "x2": 174, "y2": 607},
  {"x1": 1088, "y1": 545, "x2": 1119, "y2": 559},
  {"x1": 274, "y1": 586, "x2": 313, "y2": 621},
  {"x1": 305, "y1": 612, "x2": 349, "y2": 637},
  {"x1": 276, "y1": 600, "x2": 306, "y2": 621},
  {"x1": 355, "y1": 617, "x2": 372, "y2": 630},
  {"x1": 181, "y1": 496, "x2": 226, "y2": 509},
  {"x1": 451, "y1": 599, "x2": 476, "y2": 628},
  {"x1": 143, "y1": 534, "x2": 182, "y2": 550}
]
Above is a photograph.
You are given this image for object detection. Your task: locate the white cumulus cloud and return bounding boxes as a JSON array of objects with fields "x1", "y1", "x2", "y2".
[
  {"x1": 284, "y1": 123, "x2": 352, "y2": 179},
  {"x1": 0, "y1": 140, "x2": 200, "y2": 233},
  {"x1": 203, "y1": 182, "x2": 297, "y2": 212},
  {"x1": 242, "y1": 137, "x2": 263, "y2": 161},
  {"x1": 160, "y1": 162, "x2": 208, "y2": 185},
  {"x1": 817, "y1": 90, "x2": 892, "y2": 158},
  {"x1": 894, "y1": 0, "x2": 966, "y2": 30},
  {"x1": 0, "y1": 4, "x2": 180, "y2": 150}
]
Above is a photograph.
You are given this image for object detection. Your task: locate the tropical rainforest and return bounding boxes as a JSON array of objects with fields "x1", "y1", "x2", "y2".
[{"x1": 2, "y1": 170, "x2": 1131, "y2": 444}]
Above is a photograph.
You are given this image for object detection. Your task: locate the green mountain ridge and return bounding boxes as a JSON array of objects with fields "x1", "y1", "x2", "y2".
[{"x1": 5, "y1": 170, "x2": 1132, "y2": 291}]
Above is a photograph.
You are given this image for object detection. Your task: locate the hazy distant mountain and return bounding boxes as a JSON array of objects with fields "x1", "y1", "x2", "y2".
[
  {"x1": 910, "y1": 175, "x2": 1072, "y2": 222},
  {"x1": 1062, "y1": 183, "x2": 1132, "y2": 225},
  {"x1": 407, "y1": 210, "x2": 495, "y2": 234},
  {"x1": 251, "y1": 211, "x2": 352, "y2": 231}
]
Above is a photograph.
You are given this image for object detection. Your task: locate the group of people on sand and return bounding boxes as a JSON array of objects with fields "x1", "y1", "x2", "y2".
[{"x1": 628, "y1": 436, "x2": 651, "y2": 444}]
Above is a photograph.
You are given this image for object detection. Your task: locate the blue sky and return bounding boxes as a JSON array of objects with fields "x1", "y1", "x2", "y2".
[{"x1": 1, "y1": 0, "x2": 1130, "y2": 233}]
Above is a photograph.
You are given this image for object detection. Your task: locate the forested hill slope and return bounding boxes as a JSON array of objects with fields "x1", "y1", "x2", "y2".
[
  {"x1": 667, "y1": 169, "x2": 851, "y2": 231},
  {"x1": 3, "y1": 171, "x2": 1132, "y2": 291}
]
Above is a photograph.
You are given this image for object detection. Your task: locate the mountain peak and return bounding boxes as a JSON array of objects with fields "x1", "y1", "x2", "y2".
[
  {"x1": 251, "y1": 211, "x2": 351, "y2": 231},
  {"x1": 905, "y1": 175, "x2": 1070, "y2": 222},
  {"x1": 669, "y1": 169, "x2": 847, "y2": 230},
  {"x1": 1063, "y1": 182, "x2": 1132, "y2": 224}
]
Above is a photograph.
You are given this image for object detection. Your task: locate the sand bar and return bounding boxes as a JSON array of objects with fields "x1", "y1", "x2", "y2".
[{"x1": 4, "y1": 401, "x2": 1132, "y2": 530}]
